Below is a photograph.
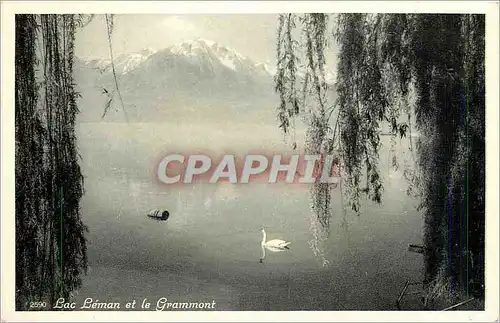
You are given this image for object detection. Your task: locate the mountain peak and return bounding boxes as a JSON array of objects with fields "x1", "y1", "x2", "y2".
[
  {"x1": 138, "y1": 48, "x2": 157, "y2": 56},
  {"x1": 169, "y1": 38, "x2": 251, "y2": 71},
  {"x1": 170, "y1": 38, "x2": 215, "y2": 56}
]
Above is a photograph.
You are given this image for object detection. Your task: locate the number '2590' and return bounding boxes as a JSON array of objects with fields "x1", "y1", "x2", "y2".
[{"x1": 29, "y1": 301, "x2": 47, "y2": 309}]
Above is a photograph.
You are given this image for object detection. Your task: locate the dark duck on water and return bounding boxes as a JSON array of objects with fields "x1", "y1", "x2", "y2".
[{"x1": 147, "y1": 209, "x2": 170, "y2": 221}]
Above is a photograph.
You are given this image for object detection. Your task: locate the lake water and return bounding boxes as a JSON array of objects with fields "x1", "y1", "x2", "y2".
[{"x1": 72, "y1": 122, "x2": 425, "y2": 310}]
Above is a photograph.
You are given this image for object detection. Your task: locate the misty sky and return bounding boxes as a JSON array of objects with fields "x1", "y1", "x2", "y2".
[
  {"x1": 75, "y1": 14, "x2": 338, "y2": 66},
  {"x1": 75, "y1": 14, "x2": 280, "y2": 64}
]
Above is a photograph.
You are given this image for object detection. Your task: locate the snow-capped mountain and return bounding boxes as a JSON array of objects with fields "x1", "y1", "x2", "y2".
[
  {"x1": 169, "y1": 39, "x2": 255, "y2": 73},
  {"x1": 80, "y1": 38, "x2": 334, "y2": 86},
  {"x1": 74, "y1": 38, "x2": 335, "y2": 123},
  {"x1": 83, "y1": 39, "x2": 275, "y2": 79},
  {"x1": 84, "y1": 47, "x2": 157, "y2": 75}
]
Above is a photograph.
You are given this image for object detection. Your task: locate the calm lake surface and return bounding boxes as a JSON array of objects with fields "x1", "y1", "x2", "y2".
[{"x1": 73, "y1": 122, "x2": 424, "y2": 310}]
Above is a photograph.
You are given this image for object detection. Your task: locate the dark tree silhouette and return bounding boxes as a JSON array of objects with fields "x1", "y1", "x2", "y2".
[
  {"x1": 275, "y1": 13, "x2": 485, "y2": 303},
  {"x1": 15, "y1": 14, "x2": 92, "y2": 310}
]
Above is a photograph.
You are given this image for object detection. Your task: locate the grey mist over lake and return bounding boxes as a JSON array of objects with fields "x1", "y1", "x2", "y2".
[{"x1": 72, "y1": 14, "x2": 424, "y2": 311}]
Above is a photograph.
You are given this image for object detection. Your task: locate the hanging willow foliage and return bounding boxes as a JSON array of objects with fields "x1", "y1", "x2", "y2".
[
  {"x1": 275, "y1": 13, "x2": 485, "y2": 299},
  {"x1": 276, "y1": 13, "x2": 335, "y2": 266},
  {"x1": 15, "y1": 14, "x2": 92, "y2": 310}
]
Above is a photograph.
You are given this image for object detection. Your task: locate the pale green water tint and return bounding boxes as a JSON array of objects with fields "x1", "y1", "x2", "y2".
[{"x1": 73, "y1": 122, "x2": 424, "y2": 310}]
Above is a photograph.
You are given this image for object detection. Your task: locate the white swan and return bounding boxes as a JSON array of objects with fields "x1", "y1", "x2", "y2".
[{"x1": 259, "y1": 228, "x2": 291, "y2": 263}]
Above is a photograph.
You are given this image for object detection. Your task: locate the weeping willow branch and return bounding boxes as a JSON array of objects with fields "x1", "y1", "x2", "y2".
[
  {"x1": 274, "y1": 13, "x2": 485, "y2": 298},
  {"x1": 276, "y1": 14, "x2": 336, "y2": 266},
  {"x1": 15, "y1": 14, "x2": 89, "y2": 310},
  {"x1": 104, "y1": 14, "x2": 129, "y2": 123},
  {"x1": 275, "y1": 14, "x2": 300, "y2": 135}
]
